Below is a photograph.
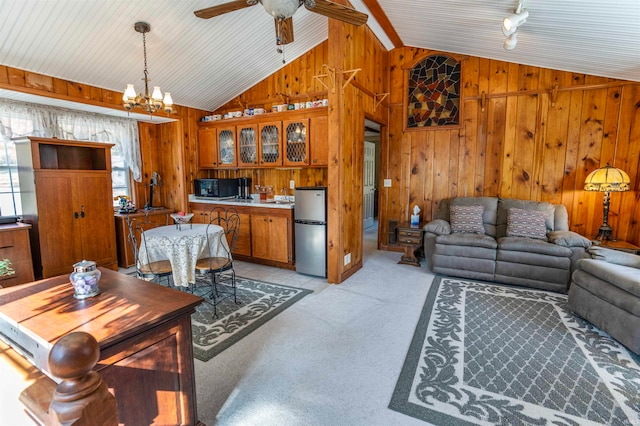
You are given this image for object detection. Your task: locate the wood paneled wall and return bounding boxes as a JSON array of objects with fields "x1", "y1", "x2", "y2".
[
  {"x1": 208, "y1": 13, "x2": 390, "y2": 283},
  {"x1": 0, "y1": 65, "x2": 209, "y2": 214},
  {"x1": 205, "y1": 42, "x2": 331, "y2": 196},
  {"x1": 382, "y1": 47, "x2": 640, "y2": 247}
]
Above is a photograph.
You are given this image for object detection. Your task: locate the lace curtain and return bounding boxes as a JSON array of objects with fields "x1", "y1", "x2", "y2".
[{"x1": 0, "y1": 99, "x2": 142, "y2": 181}]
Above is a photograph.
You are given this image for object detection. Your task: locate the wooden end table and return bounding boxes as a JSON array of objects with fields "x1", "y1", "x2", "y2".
[
  {"x1": 593, "y1": 239, "x2": 640, "y2": 255},
  {"x1": 397, "y1": 222, "x2": 424, "y2": 267}
]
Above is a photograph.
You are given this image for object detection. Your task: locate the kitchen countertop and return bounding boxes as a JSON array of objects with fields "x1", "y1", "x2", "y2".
[{"x1": 188, "y1": 194, "x2": 294, "y2": 209}]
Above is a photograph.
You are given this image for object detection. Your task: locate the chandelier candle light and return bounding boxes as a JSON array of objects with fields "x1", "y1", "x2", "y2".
[
  {"x1": 123, "y1": 22, "x2": 173, "y2": 115},
  {"x1": 584, "y1": 163, "x2": 631, "y2": 241}
]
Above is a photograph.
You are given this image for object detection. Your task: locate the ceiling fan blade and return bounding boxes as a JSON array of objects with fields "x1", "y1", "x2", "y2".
[
  {"x1": 275, "y1": 17, "x2": 295, "y2": 45},
  {"x1": 194, "y1": 0, "x2": 255, "y2": 19},
  {"x1": 304, "y1": 0, "x2": 368, "y2": 26}
]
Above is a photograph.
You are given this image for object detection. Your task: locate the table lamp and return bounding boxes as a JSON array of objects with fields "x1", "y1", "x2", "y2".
[{"x1": 584, "y1": 163, "x2": 631, "y2": 241}]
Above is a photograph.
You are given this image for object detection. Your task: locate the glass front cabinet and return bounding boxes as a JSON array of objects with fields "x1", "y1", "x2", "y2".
[
  {"x1": 258, "y1": 122, "x2": 282, "y2": 166},
  {"x1": 283, "y1": 119, "x2": 309, "y2": 166},
  {"x1": 237, "y1": 124, "x2": 258, "y2": 167},
  {"x1": 216, "y1": 126, "x2": 237, "y2": 168}
]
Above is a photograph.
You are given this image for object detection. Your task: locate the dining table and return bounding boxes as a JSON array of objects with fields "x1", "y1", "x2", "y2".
[{"x1": 137, "y1": 223, "x2": 229, "y2": 288}]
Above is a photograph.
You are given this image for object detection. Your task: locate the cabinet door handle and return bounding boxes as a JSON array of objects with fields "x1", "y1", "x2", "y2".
[
  {"x1": 74, "y1": 212, "x2": 79, "y2": 219},
  {"x1": 80, "y1": 205, "x2": 86, "y2": 218}
]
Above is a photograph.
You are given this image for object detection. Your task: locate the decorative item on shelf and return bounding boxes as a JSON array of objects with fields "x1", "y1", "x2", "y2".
[
  {"x1": 70, "y1": 260, "x2": 101, "y2": 299},
  {"x1": 171, "y1": 212, "x2": 194, "y2": 231},
  {"x1": 114, "y1": 195, "x2": 136, "y2": 213},
  {"x1": 584, "y1": 163, "x2": 631, "y2": 241},
  {"x1": 122, "y1": 22, "x2": 174, "y2": 115}
]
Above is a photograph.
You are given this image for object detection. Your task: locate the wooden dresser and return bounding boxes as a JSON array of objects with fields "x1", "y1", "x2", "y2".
[{"x1": 0, "y1": 223, "x2": 34, "y2": 288}]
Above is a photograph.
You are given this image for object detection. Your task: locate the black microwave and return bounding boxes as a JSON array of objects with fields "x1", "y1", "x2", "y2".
[{"x1": 194, "y1": 178, "x2": 238, "y2": 198}]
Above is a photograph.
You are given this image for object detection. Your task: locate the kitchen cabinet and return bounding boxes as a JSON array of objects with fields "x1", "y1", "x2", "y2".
[
  {"x1": 192, "y1": 208, "x2": 212, "y2": 224},
  {"x1": 251, "y1": 215, "x2": 289, "y2": 263},
  {"x1": 198, "y1": 128, "x2": 217, "y2": 168},
  {"x1": 16, "y1": 137, "x2": 118, "y2": 278},
  {"x1": 197, "y1": 107, "x2": 328, "y2": 170},
  {"x1": 258, "y1": 122, "x2": 282, "y2": 166},
  {"x1": 198, "y1": 126, "x2": 237, "y2": 168},
  {"x1": 189, "y1": 200, "x2": 293, "y2": 269},
  {"x1": 237, "y1": 124, "x2": 258, "y2": 167},
  {"x1": 283, "y1": 118, "x2": 309, "y2": 166},
  {"x1": 310, "y1": 115, "x2": 329, "y2": 166},
  {"x1": 0, "y1": 223, "x2": 35, "y2": 287}
]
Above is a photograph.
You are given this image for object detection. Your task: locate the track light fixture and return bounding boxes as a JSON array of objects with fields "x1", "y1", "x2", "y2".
[
  {"x1": 502, "y1": 1, "x2": 528, "y2": 50},
  {"x1": 503, "y1": 32, "x2": 518, "y2": 50}
]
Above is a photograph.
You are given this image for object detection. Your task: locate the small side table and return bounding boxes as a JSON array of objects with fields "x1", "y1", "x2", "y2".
[
  {"x1": 396, "y1": 222, "x2": 424, "y2": 267},
  {"x1": 593, "y1": 239, "x2": 640, "y2": 255}
]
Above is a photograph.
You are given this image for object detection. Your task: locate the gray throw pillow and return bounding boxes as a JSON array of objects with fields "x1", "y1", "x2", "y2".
[
  {"x1": 450, "y1": 205, "x2": 485, "y2": 234},
  {"x1": 547, "y1": 231, "x2": 592, "y2": 248},
  {"x1": 588, "y1": 246, "x2": 640, "y2": 269},
  {"x1": 423, "y1": 219, "x2": 451, "y2": 235},
  {"x1": 506, "y1": 207, "x2": 548, "y2": 240}
]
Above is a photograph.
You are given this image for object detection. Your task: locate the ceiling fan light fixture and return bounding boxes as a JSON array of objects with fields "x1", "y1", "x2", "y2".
[{"x1": 261, "y1": 0, "x2": 302, "y2": 19}]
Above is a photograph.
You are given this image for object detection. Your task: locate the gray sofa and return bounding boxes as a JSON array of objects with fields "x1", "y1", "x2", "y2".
[
  {"x1": 568, "y1": 246, "x2": 640, "y2": 354},
  {"x1": 422, "y1": 197, "x2": 592, "y2": 293}
]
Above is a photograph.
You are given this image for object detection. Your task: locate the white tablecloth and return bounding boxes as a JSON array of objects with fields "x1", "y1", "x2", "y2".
[{"x1": 137, "y1": 224, "x2": 229, "y2": 287}]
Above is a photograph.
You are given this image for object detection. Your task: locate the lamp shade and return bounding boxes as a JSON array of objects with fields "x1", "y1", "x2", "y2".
[{"x1": 584, "y1": 163, "x2": 631, "y2": 192}]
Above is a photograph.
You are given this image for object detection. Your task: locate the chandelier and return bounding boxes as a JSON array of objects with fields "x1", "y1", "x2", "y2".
[{"x1": 122, "y1": 22, "x2": 173, "y2": 115}]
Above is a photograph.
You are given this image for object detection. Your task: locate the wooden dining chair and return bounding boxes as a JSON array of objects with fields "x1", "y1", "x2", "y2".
[
  {"x1": 126, "y1": 217, "x2": 173, "y2": 286},
  {"x1": 195, "y1": 209, "x2": 239, "y2": 317}
]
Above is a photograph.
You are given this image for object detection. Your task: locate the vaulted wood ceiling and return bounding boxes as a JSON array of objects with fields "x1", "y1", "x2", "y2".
[{"x1": 1, "y1": 0, "x2": 638, "y2": 112}]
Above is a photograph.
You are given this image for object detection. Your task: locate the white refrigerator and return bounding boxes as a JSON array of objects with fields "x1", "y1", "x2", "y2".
[{"x1": 294, "y1": 187, "x2": 327, "y2": 278}]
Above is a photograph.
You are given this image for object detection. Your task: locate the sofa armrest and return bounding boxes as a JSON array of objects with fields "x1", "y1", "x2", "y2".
[
  {"x1": 423, "y1": 219, "x2": 451, "y2": 236},
  {"x1": 547, "y1": 230, "x2": 592, "y2": 248},
  {"x1": 588, "y1": 246, "x2": 640, "y2": 269}
]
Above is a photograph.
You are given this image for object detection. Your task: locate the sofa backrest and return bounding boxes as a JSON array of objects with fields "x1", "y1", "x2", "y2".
[{"x1": 435, "y1": 197, "x2": 569, "y2": 238}]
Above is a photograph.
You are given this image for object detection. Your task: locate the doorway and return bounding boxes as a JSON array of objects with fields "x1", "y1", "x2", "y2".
[{"x1": 363, "y1": 119, "x2": 380, "y2": 231}]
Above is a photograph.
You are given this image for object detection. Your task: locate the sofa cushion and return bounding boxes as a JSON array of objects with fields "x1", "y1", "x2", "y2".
[
  {"x1": 450, "y1": 205, "x2": 485, "y2": 234},
  {"x1": 496, "y1": 198, "x2": 556, "y2": 238},
  {"x1": 498, "y1": 237, "x2": 572, "y2": 257},
  {"x1": 506, "y1": 208, "x2": 548, "y2": 240},
  {"x1": 588, "y1": 246, "x2": 640, "y2": 269},
  {"x1": 436, "y1": 233, "x2": 498, "y2": 249},
  {"x1": 547, "y1": 230, "x2": 592, "y2": 248}
]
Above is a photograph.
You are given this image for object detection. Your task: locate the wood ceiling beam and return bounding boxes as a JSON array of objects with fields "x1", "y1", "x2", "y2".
[{"x1": 361, "y1": 0, "x2": 404, "y2": 48}]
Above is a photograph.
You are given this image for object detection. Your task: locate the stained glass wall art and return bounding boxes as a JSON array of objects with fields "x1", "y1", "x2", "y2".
[{"x1": 407, "y1": 55, "x2": 461, "y2": 127}]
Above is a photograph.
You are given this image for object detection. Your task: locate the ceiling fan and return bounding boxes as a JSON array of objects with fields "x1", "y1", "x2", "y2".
[{"x1": 194, "y1": 0, "x2": 368, "y2": 46}]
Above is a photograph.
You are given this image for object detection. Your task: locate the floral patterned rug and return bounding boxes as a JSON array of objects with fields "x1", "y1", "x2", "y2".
[
  {"x1": 190, "y1": 276, "x2": 312, "y2": 362},
  {"x1": 390, "y1": 276, "x2": 640, "y2": 425}
]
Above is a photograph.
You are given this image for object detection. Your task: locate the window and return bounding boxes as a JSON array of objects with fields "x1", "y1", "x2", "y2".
[{"x1": 0, "y1": 99, "x2": 141, "y2": 215}]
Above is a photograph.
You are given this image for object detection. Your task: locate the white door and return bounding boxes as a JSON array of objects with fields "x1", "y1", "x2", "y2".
[{"x1": 363, "y1": 141, "x2": 375, "y2": 229}]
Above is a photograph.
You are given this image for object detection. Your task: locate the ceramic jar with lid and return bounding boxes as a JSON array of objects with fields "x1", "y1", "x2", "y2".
[{"x1": 70, "y1": 260, "x2": 101, "y2": 299}]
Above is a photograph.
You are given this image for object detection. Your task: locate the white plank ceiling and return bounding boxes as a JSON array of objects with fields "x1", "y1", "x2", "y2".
[{"x1": 0, "y1": 0, "x2": 638, "y2": 114}]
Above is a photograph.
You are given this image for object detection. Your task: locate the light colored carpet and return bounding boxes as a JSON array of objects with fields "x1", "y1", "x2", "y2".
[{"x1": 195, "y1": 223, "x2": 436, "y2": 425}]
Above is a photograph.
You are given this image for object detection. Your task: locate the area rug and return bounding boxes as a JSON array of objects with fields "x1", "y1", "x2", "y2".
[
  {"x1": 190, "y1": 276, "x2": 312, "y2": 362},
  {"x1": 389, "y1": 276, "x2": 640, "y2": 425}
]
